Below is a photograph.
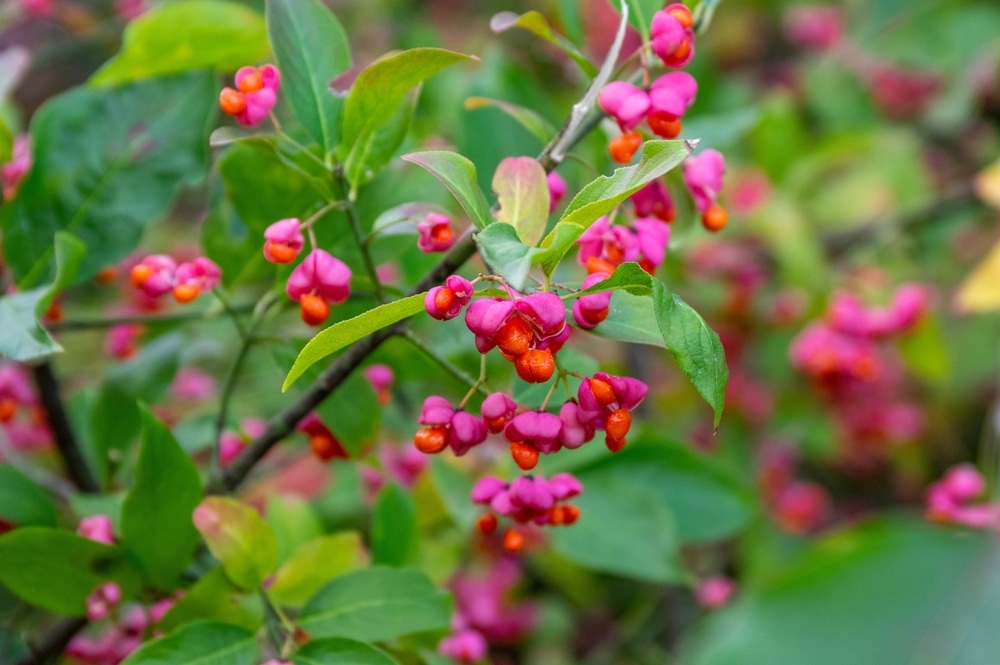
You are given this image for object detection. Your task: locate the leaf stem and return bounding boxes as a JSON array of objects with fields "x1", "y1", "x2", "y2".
[{"x1": 402, "y1": 328, "x2": 488, "y2": 399}]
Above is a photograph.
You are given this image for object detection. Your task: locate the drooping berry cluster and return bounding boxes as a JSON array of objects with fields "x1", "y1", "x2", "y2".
[
  {"x1": 130, "y1": 255, "x2": 221, "y2": 304},
  {"x1": 471, "y1": 473, "x2": 583, "y2": 552}
]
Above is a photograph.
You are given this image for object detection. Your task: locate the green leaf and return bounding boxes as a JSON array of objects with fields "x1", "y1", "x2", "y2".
[
  {"x1": 474, "y1": 222, "x2": 540, "y2": 291},
  {"x1": 266, "y1": 494, "x2": 323, "y2": 564},
  {"x1": 538, "y1": 139, "x2": 692, "y2": 272},
  {"x1": 532, "y1": 221, "x2": 584, "y2": 276},
  {"x1": 269, "y1": 531, "x2": 369, "y2": 607},
  {"x1": 0, "y1": 232, "x2": 85, "y2": 361},
  {"x1": 267, "y1": 0, "x2": 352, "y2": 160},
  {"x1": 120, "y1": 406, "x2": 202, "y2": 591},
  {"x1": 340, "y1": 48, "x2": 477, "y2": 169},
  {"x1": 344, "y1": 88, "x2": 417, "y2": 192},
  {"x1": 0, "y1": 527, "x2": 140, "y2": 616},
  {"x1": 293, "y1": 638, "x2": 401, "y2": 665},
  {"x1": 88, "y1": 386, "x2": 141, "y2": 487},
  {"x1": 372, "y1": 483, "x2": 418, "y2": 567},
  {"x1": 0, "y1": 72, "x2": 215, "y2": 287},
  {"x1": 299, "y1": 567, "x2": 452, "y2": 641},
  {"x1": 193, "y1": 497, "x2": 279, "y2": 590},
  {"x1": 489, "y1": 11, "x2": 597, "y2": 76},
  {"x1": 652, "y1": 279, "x2": 728, "y2": 427},
  {"x1": 283, "y1": 294, "x2": 426, "y2": 391},
  {"x1": 158, "y1": 567, "x2": 264, "y2": 633},
  {"x1": 120, "y1": 621, "x2": 258, "y2": 665},
  {"x1": 464, "y1": 97, "x2": 557, "y2": 145},
  {"x1": 0, "y1": 466, "x2": 59, "y2": 528},
  {"x1": 429, "y1": 458, "x2": 478, "y2": 531},
  {"x1": 315, "y1": 372, "x2": 382, "y2": 457},
  {"x1": 401, "y1": 151, "x2": 494, "y2": 231},
  {"x1": 573, "y1": 442, "x2": 755, "y2": 543},
  {"x1": 588, "y1": 290, "x2": 664, "y2": 347},
  {"x1": 492, "y1": 156, "x2": 550, "y2": 247},
  {"x1": 549, "y1": 475, "x2": 685, "y2": 583},
  {"x1": 563, "y1": 262, "x2": 653, "y2": 299},
  {"x1": 683, "y1": 518, "x2": 1000, "y2": 665},
  {"x1": 90, "y1": 0, "x2": 269, "y2": 86}
]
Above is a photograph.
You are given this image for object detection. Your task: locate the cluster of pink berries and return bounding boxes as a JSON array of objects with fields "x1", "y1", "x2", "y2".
[
  {"x1": 926, "y1": 464, "x2": 998, "y2": 529},
  {"x1": 757, "y1": 442, "x2": 831, "y2": 534},
  {"x1": 471, "y1": 473, "x2": 582, "y2": 553},
  {"x1": 219, "y1": 65, "x2": 281, "y2": 127},
  {"x1": 576, "y1": 215, "x2": 669, "y2": 276},
  {"x1": 129, "y1": 255, "x2": 221, "y2": 304}
]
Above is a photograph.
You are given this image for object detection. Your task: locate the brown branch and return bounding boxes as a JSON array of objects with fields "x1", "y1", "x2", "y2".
[
  {"x1": 31, "y1": 362, "x2": 99, "y2": 493},
  {"x1": 13, "y1": 617, "x2": 87, "y2": 665}
]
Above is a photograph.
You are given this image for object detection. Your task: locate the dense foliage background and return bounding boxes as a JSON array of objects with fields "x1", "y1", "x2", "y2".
[{"x1": 1, "y1": 0, "x2": 1000, "y2": 664}]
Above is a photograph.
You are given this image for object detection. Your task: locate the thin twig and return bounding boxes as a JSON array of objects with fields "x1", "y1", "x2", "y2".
[
  {"x1": 47, "y1": 303, "x2": 256, "y2": 333},
  {"x1": 401, "y1": 328, "x2": 488, "y2": 396},
  {"x1": 30, "y1": 362, "x2": 99, "y2": 493}
]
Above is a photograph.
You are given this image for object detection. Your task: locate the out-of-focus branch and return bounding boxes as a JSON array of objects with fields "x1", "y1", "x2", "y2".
[
  {"x1": 13, "y1": 617, "x2": 87, "y2": 665},
  {"x1": 30, "y1": 362, "x2": 99, "y2": 493}
]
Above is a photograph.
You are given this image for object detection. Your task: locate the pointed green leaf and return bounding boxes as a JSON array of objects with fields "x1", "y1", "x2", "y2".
[
  {"x1": 344, "y1": 88, "x2": 417, "y2": 191},
  {"x1": 0, "y1": 466, "x2": 59, "y2": 528},
  {"x1": 299, "y1": 567, "x2": 452, "y2": 641},
  {"x1": 474, "y1": 222, "x2": 540, "y2": 291},
  {"x1": 0, "y1": 231, "x2": 85, "y2": 361},
  {"x1": 490, "y1": 11, "x2": 597, "y2": 76},
  {"x1": 269, "y1": 532, "x2": 369, "y2": 607},
  {"x1": 293, "y1": 638, "x2": 400, "y2": 665},
  {"x1": 91, "y1": 0, "x2": 269, "y2": 86},
  {"x1": 401, "y1": 151, "x2": 494, "y2": 230},
  {"x1": 563, "y1": 262, "x2": 653, "y2": 299},
  {"x1": 652, "y1": 279, "x2": 728, "y2": 427},
  {"x1": 120, "y1": 406, "x2": 202, "y2": 590},
  {"x1": 158, "y1": 567, "x2": 264, "y2": 632},
  {"x1": 493, "y1": 156, "x2": 550, "y2": 247},
  {"x1": 0, "y1": 527, "x2": 141, "y2": 616},
  {"x1": 464, "y1": 97, "x2": 557, "y2": 144},
  {"x1": 586, "y1": 290, "x2": 664, "y2": 347},
  {"x1": 372, "y1": 483, "x2": 418, "y2": 567},
  {"x1": 267, "y1": 0, "x2": 352, "y2": 159},
  {"x1": 193, "y1": 497, "x2": 279, "y2": 590},
  {"x1": 282, "y1": 293, "x2": 427, "y2": 391},
  {"x1": 538, "y1": 139, "x2": 692, "y2": 273},
  {"x1": 120, "y1": 621, "x2": 258, "y2": 665},
  {"x1": 340, "y1": 48, "x2": 476, "y2": 167}
]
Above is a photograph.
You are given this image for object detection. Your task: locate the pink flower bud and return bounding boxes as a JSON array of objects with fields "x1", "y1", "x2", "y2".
[
  {"x1": 286, "y1": 249, "x2": 352, "y2": 304},
  {"x1": 503, "y1": 411, "x2": 563, "y2": 454},
  {"x1": 471, "y1": 476, "x2": 508, "y2": 504},
  {"x1": 683, "y1": 149, "x2": 726, "y2": 212},
  {"x1": 557, "y1": 400, "x2": 596, "y2": 447},
  {"x1": 363, "y1": 364, "x2": 394, "y2": 392},
  {"x1": 784, "y1": 4, "x2": 843, "y2": 50},
  {"x1": 78, "y1": 515, "x2": 115, "y2": 545},
  {"x1": 449, "y1": 411, "x2": 488, "y2": 456},
  {"x1": 631, "y1": 180, "x2": 676, "y2": 222},
  {"x1": 417, "y1": 212, "x2": 456, "y2": 253},
  {"x1": 419, "y1": 395, "x2": 455, "y2": 427},
  {"x1": 263, "y1": 218, "x2": 304, "y2": 264},
  {"x1": 547, "y1": 172, "x2": 567, "y2": 212},
  {"x1": 598, "y1": 82, "x2": 651, "y2": 131},
  {"x1": 697, "y1": 576, "x2": 736, "y2": 609},
  {"x1": 438, "y1": 629, "x2": 488, "y2": 664},
  {"x1": 633, "y1": 217, "x2": 671, "y2": 269}
]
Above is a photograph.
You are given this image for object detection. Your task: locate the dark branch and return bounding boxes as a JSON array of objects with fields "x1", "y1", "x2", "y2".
[
  {"x1": 31, "y1": 362, "x2": 99, "y2": 493},
  {"x1": 13, "y1": 617, "x2": 87, "y2": 665}
]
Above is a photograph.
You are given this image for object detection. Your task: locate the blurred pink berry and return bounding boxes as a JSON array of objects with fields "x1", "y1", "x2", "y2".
[
  {"x1": 221, "y1": 65, "x2": 281, "y2": 127},
  {"x1": 263, "y1": 218, "x2": 304, "y2": 264},
  {"x1": 547, "y1": 172, "x2": 567, "y2": 212},
  {"x1": 631, "y1": 180, "x2": 676, "y2": 222},
  {"x1": 78, "y1": 515, "x2": 115, "y2": 545},
  {"x1": 449, "y1": 411, "x2": 488, "y2": 456},
  {"x1": 784, "y1": 4, "x2": 843, "y2": 50},
  {"x1": 170, "y1": 367, "x2": 216, "y2": 401},
  {"x1": 286, "y1": 249, "x2": 352, "y2": 304},
  {"x1": 697, "y1": 576, "x2": 736, "y2": 609},
  {"x1": 774, "y1": 481, "x2": 829, "y2": 534},
  {"x1": 417, "y1": 212, "x2": 456, "y2": 252},
  {"x1": 1, "y1": 135, "x2": 31, "y2": 200},
  {"x1": 683, "y1": 149, "x2": 726, "y2": 213},
  {"x1": 219, "y1": 432, "x2": 246, "y2": 464},
  {"x1": 572, "y1": 272, "x2": 613, "y2": 331},
  {"x1": 86, "y1": 582, "x2": 122, "y2": 622},
  {"x1": 130, "y1": 255, "x2": 177, "y2": 298},
  {"x1": 557, "y1": 400, "x2": 597, "y2": 448},
  {"x1": 598, "y1": 82, "x2": 650, "y2": 131},
  {"x1": 633, "y1": 217, "x2": 671, "y2": 270},
  {"x1": 104, "y1": 323, "x2": 143, "y2": 361},
  {"x1": 115, "y1": 0, "x2": 147, "y2": 20},
  {"x1": 438, "y1": 628, "x2": 488, "y2": 664}
]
